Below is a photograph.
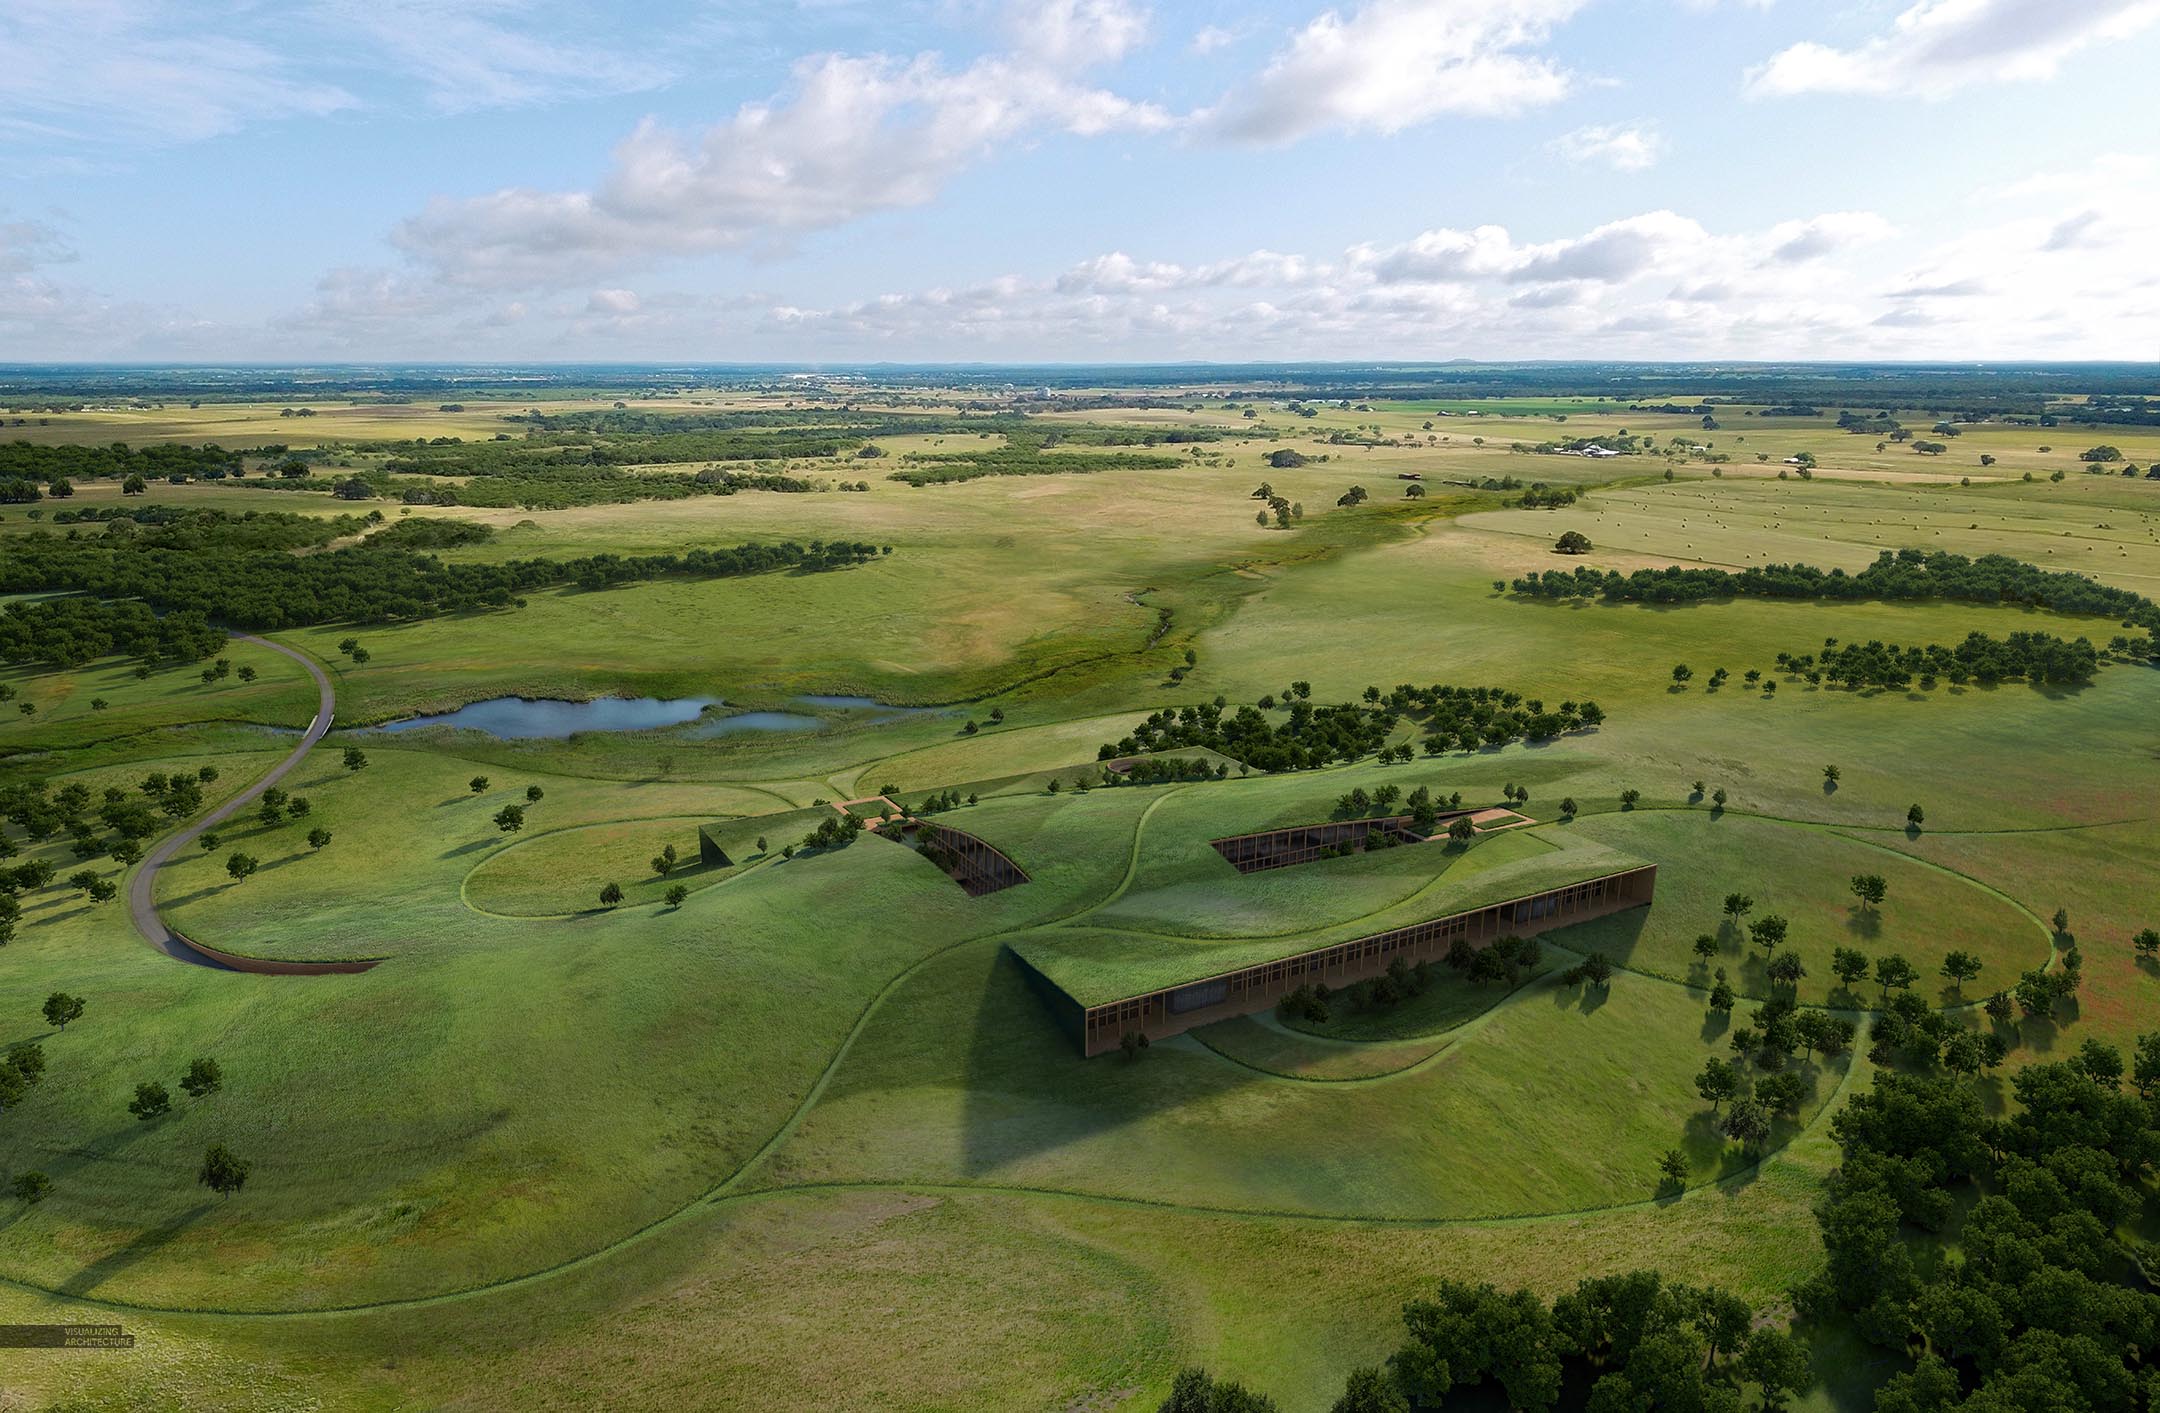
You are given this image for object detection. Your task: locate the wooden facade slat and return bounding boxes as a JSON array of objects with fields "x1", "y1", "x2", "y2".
[{"x1": 1067, "y1": 864, "x2": 1656, "y2": 1055}]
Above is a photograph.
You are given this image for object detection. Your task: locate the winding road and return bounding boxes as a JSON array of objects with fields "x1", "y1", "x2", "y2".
[{"x1": 125, "y1": 634, "x2": 373, "y2": 973}]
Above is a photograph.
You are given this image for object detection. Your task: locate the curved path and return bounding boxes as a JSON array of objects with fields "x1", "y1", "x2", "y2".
[
  {"x1": 126, "y1": 635, "x2": 377, "y2": 974},
  {"x1": 1, "y1": 783, "x2": 1885, "y2": 1321}
]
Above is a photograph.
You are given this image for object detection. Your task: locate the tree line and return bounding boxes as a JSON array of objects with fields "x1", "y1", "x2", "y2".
[
  {"x1": 0, "y1": 509, "x2": 886, "y2": 650},
  {"x1": 1507, "y1": 548, "x2": 2160, "y2": 634}
]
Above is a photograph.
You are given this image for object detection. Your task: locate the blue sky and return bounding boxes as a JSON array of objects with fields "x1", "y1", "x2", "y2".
[{"x1": 4, "y1": 0, "x2": 2158, "y2": 362}]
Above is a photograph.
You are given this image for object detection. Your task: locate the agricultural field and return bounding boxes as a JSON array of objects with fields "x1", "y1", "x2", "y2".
[{"x1": 1, "y1": 369, "x2": 2157, "y2": 1412}]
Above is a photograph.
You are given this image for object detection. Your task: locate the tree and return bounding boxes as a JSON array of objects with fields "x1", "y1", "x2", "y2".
[
  {"x1": 129, "y1": 1081, "x2": 172, "y2": 1121},
  {"x1": 1657, "y1": 1148, "x2": 1689, "y2": 1190},
  {"x1": 1447, "y1": 816, "x2": 1476, "y2": 844},
  {"x1": 651, "y1": 843, "x2": 678, "y2": 877},
  {"x1": 1554, "y1": 530, "x2": 1593, "y2": 554},
  {"x1": 1875, "y1": 953, "x2": 1918, "y2": 994},
  {"x1": 468, "y1": 776, "x2": 490, "y2": 794},
  {"x1": 1720, "y1": 1098, "x2": 1770, "y2": 1154},
  {"x1": 1559, "y1": 797, "x2": 1578, "y2": 820},
  {"x1": 1823, "y1": 764, "x2": 1841, "y2": 787},
  {"x1": 1746, "y1": 915, "x2": 1789, "y2": 952},
  {"x1": 493, "y1": 805, "x2": 525, "y2": 833},
  {"x1": 197, "y1": 1144, "x2": 251, "y2": 1198},
  {"x1": 2133, "y1": 1032, "x2": 2160, "y2": 1099},
  {"x1": 1722, "y1": 892, "x2": 1754, "y2": 924},
  {"x1": 1696, "y1": 1058, "x2": 1740, "y2": 1110},
  {"x1": 1711, "y1": 787, "x2": 1728, "y2": 810},
  {"x1": 42, "y1": 992, "x2": 84, "y2": 1030},
  {"x1": 1756, "y1": 1071, "x2": 1808, "y2": 1118},
  {"x1": 1906, "y1": 803, "x2": 1925, "y2": 829},
  {"x1": 1619, "y1": 788, "x2": 1640, "y2": 809},
  {"x1": 10, "y1": 1171, "x2": 51, "y2": 1204},
  {"x1": 664, "y1": 883, "x2": 689, "y2": 908},
  {"x1": 599, "y1": 882, "x2": 623, "y2": 907},
  {"x1": 1580, "y1": 952, "x2": 1613, "y2": 987},
  {"x1": 2133, "y1": 926, "x2": 2158, "y2": 959},
  {"x1": 1120, "y1": 1030, "x2": 1150, "y2": 1061},
  {"x1": 1742, "y1": 1328, "x2": 1814, "y2": 1411},
  {"x1": 1708, "y1": 979, "x2": 1735, "y2": 1012},
  {"x1": 2049, "y1": 906, "x2": 2069, "y2": 937},
  {"x1": 342, "y1": 747, "x2": 368, "y2": 772},
  {"x1": 1767, "y1": 951, "x2": 1807, "y2": 989},
  {"x1": 1939, "y1": 950, "x2": 1982, "y2": 993},
  {"x1": 1692, "y1": 933, "x2": 1719, "y2": 962},
  {"x1": 4, "y1": 1043, "x2": 42, "y2": 1089},
  {"x1": 225, "y1": 851, "x2": 259, "y2": 883},
  {"x1": 1329, "y1": 1366, "x2": 1406, "y2": 1413},
  {"x1": 525, "y1": 785, "x2": 545, "y2": 804},
  {"x1": 1671, "y1": 664, "x2": 1693, "y2": 687},
  {"x1": 1850, "y1": 874, "x2": 1888, "y2": 910},
  {"x1": 1831, "y1": 947, "x2": 1871, "y2": 988},
  {"x1": 180, "y1": 1057, "x2": 223, "y2": 1098},
  {"x1": 307, "y1": 827, "x2": 331, "y2": 850}
]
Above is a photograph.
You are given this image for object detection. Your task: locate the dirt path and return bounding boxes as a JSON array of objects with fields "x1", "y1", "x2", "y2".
[{"x1": 126, "y1": 634, "x2": 339, "y2": 971}]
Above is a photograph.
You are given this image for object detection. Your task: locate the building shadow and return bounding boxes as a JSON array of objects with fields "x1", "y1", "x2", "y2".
[{"x1": 959, "y1": 946, "x2": 1259, "y2": 1180}]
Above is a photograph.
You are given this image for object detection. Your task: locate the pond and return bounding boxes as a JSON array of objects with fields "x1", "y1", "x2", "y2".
[
  {"x1": 682, "y1": 710, "x2": 823, "y2": 738},
  {"x1": 368, "y1": 693, "x2": 944, "y2": 741},
  {"x1": 372, "y1": 696, "x2": 721, "y2": 739},
  {"x1": 793, "y1": 694, "x2": 935, "y2": 714}
]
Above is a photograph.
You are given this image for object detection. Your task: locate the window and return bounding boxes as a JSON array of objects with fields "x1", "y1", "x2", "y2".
[{"x1": 1168, "y1": 978, "x2": 1229, "y2": 1014}]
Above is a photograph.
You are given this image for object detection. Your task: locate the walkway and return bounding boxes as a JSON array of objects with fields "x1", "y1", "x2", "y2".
[{"x1": 126, "y1": 635, "x2": 338, "y2": 971}]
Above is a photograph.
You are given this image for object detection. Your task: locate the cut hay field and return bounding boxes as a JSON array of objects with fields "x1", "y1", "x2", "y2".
[{"x1": 1, "y1": 388, "x2": 2156, "y2": 1412}]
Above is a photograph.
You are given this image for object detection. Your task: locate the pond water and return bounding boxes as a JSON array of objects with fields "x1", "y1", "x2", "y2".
[
  {"x1": 794, "y1": 694, "x2": 931, "y2": 713},
  {"x1": 683, "y1": 710, "x2": 823, "y2": 738},
  {"x1": 370, "y1": 693, "x2": 940, "y2": 740},
  {"x1": 373, "y1": 696, "x2": 720, "y2": 739}
]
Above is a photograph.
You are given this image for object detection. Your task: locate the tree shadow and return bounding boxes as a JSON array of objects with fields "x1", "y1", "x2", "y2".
[
  {"x1": 1844, "y1": 907, "x2": 1882, "y2": 939},
  {"x1": 1700, "y1": 1009, "x2": 1732, "y2": 1044},
  {"x1": 57, "y1": 1202, "x2": 216, "y2": 1299}
]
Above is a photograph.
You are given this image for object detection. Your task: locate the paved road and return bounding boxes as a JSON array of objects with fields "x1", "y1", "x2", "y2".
[{"x1": 127, "y1": 634, "x2": 336, "y2": 969}]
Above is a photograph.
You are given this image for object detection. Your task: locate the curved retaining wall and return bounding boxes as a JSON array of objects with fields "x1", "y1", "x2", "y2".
[{"x1": 166, "y1": 929, "x2": 382, "y2": 975}]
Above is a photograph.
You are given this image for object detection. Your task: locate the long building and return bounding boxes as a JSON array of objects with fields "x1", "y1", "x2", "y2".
[{"x1": 1011, "y1": 832, "x2": 1655, "y2": 1057}]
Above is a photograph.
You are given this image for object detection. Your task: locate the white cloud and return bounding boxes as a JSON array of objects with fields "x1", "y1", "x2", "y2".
[
  {"x1": 1191, "y1": 24, "x2": 1239, "y2": 53},
  {"x1": 0, "y1": 0, "x2": 354, "y2": 144},
  {"x1": 392, "y1": 45, "x2": 1169, "y2": 287},
  {"x1": 1764, "y1": 211, "x2": 1895, "y2": 262},
  {"x1": 0, "y1": 216, "x2": 74, "y2": 274},
  {"x1": 1005, "y1": 0, "x2": 1152, "y2": 64},
  {"x1": 1198, "y1": 0, "x2": 1585, "y2": 145},
  {"x1": 2040, "y1": 209, "x2": 2105, "y2": 251},
  {"x1": 1509, "y1": 211, "x2": 1713, "y2": 282},
  {"x1": 1748, "y1": 0, "x2": 2160, "y2": 99},
  {"x1": 1547, "y1": 122, "x2": 1661, "y2": 171},
  {"x1": 309, "y1": 0, "x2": 674, "y2": 113}
]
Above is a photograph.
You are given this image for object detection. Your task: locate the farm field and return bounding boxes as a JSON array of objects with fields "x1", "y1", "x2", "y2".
[{"x1": 2, "y1": 372, "x2": 2157, "y2": 1412}]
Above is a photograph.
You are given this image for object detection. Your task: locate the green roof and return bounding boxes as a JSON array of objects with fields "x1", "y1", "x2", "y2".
[{"x1": 1008, "y1": 827, "x2": 1648, "y2": 1009}]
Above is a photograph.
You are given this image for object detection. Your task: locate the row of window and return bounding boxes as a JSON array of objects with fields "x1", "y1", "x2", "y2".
[{"x1": 1083, "y1": 869, "x2": 1646, "y2": 1032}]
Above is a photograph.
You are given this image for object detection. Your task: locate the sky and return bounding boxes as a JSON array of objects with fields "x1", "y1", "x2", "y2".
[{"x1": 3, "y1": 0, "x2": 2159, "y2": 364}]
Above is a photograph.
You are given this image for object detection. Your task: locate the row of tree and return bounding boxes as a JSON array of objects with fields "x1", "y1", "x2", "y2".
[
  {"x1": 1507, "y1": 548, "x2": 2160, "y2": 634},
  {"x1": 0, "y1": 508, "x2": 887, "y2": 645}
]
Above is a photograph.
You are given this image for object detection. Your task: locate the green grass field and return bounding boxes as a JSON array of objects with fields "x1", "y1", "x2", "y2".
[{"x1": 3, "y1": 388, "x2": 2157, "y2": 1410}]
